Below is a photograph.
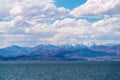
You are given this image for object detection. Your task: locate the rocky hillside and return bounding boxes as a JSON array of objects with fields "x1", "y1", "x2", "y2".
[{"x1": 0, "y1": 44, "x2": 120, "y2": 61}]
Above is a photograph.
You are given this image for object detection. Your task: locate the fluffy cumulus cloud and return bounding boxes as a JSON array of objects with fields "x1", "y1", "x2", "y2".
[
  {"x1": 0, "y1": 0, "x2": 120, "y2": 47},
  {"x1": 48, "y1": 17, "x2": 120, "y2": 45},
  {"x1": 0, "y1": 0, "x2": 69, "y2": 19},
  {"x1": 0, "y1": 0, "x2": 12, "y2": 18},
  {"x1": 71, "y1": 0, "x2": 120, "y2": 17}
]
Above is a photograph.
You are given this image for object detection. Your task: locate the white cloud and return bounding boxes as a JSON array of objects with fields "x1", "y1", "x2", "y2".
[
  {"x1": 71, "y1": 0, "x2": 120, "y2": 18},
  {"x1": 11, "y1": 0, "x2": 69, "y2": 21},
  {"x1": 0, "y1": 0, "x2": 69, "y2": 20},
  {"x1": 0, "y1": 16, "x2": 120, "y2": 47},
  {"x1": 49, "y1": 17, "x2": 120, "y2": 45},
  {"x1": 9, "y1": 6, "x2": 23, "y2": 15},
  {"x1": 0, "y1": 0, "x2": 120, "y2": 47},
  {"x1": 92, "y1": 17, "x2": 120, "y2": 40},
  {"x1": 0, "y1": 0, "x2": 13, "y2": 18}
]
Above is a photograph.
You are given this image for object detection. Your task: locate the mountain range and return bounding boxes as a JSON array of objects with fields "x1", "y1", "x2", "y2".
[{"x1": 0, "y1": 44, "x2": 120, "y2": 61}]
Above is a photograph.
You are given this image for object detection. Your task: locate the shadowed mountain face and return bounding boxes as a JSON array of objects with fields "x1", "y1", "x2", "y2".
[{"x1": 0, "y1": 44, "x2": 120, "y2": 61}]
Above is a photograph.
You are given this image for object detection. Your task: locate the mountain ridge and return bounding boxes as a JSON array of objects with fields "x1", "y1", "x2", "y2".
[{"x1": 0, "y1": 44, "x2": 120, "y2": 61}]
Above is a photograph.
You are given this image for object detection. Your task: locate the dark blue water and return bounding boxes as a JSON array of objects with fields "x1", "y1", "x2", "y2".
[{"x1": 0, "y1": 61, "x2": 120, "y2": 80}]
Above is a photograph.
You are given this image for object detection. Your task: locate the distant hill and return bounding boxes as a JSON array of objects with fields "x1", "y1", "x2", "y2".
[{"x1": 0, "y1": 44, "x2": 120, "y2": 61}]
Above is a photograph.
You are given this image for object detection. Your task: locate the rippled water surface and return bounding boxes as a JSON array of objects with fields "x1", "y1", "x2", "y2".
[{"x1": 0, "y1": 61, "x2": 120, "y2": 80}]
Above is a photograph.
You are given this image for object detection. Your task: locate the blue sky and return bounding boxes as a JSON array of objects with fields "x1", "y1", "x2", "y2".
[
  {"x1": 55, "y1": 0, "x2": 87, "y2": 10},
  {"x1": 54, "y1": 0, "x2": 101, "y2": 23},
  {"x1": 0, "y1": 0, "x2": 120, "y2": 47},
  {"x1": 0, "y1": 18, "x2": 3, "y2": 22}
]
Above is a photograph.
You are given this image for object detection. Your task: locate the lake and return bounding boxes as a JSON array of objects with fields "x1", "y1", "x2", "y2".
[{"x1": 0, "y1": 61, "x2": 120, "y2": 80}]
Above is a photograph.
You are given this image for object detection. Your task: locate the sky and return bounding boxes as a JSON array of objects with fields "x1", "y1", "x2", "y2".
[
  {"x1": 55, "y1": 0, "x2": 87, "y2": 10},
  {"x1": 0, "y1": 0, "x2": 120, "y2": 47}
]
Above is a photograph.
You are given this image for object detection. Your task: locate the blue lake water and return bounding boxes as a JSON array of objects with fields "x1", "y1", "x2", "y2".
[{"x1": 0, "y1": 61, "x2": 120, "y2": 80}]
